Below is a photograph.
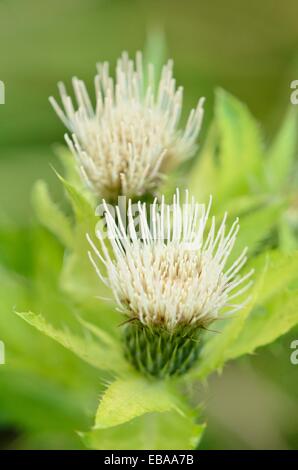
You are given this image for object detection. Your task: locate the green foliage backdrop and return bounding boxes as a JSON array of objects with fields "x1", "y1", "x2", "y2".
[{"x1": 0, "y1": 0, "x2": 298, "y2": 450}]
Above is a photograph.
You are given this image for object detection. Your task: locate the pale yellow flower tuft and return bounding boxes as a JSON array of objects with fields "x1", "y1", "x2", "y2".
[
  {"x1": 87, "y1": 190, "x2": 253, "y2": 331},
  {"x1": 50, "y1": 52, "x2": 204, "y2": 201}
]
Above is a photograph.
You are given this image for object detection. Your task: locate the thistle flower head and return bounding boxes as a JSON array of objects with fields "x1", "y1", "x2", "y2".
[
  {"x1": 87, "y1": 190, "x2": 253, "y2": 377},
  {"x1": 50, "y1": 52, "x2": 204, "y2": 201},
  {"x1": 88, "y1": 190, "x2": 252, "y2": 329}
]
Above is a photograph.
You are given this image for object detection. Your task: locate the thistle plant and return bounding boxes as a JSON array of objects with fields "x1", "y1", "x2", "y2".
[
  {"x1": 50, "y1": 52, "x2": 204, "y2": 201},
  {"x1": 87, "y1": 191, "x2": 253, "y2": 378},
  {"x1": 9, "y1": 45, "x2": 298, "y2": 450}
]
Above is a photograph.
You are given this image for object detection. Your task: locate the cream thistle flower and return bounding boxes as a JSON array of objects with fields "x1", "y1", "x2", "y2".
[
  {"x1": 50, "y1": 52, "x2": 204, "y2": 201},
  {"x1": 87, "y1": 190, "x2": 253, "y2": 378}
]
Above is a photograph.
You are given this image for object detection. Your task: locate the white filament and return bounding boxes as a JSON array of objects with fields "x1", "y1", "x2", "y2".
[
  {"x1": 50, "y1": 52, "x2": 204, "y2": 200},
  {"x1": 88, "y1": 190, "x2": 253, "y2": 330}
]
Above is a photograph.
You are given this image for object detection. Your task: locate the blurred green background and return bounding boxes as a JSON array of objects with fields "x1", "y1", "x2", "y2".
[{"x1": 0, "y1": 0, "x2": 298, "y2": 449}]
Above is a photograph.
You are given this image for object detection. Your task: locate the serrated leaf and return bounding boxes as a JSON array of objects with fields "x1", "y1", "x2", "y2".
[
  {"x1": 15, "y1": 311, "x2": 127, "y2": 374},
  {"x1": 226, "y1": 289, "x2": 298, "y2": 359},
  {"x1": 32, "y1": 180, "x2": 73, "y2": 249},
  {"x1": 94, "y1": 376, "x2": 180, "y2": 430},
  {"x1": 86, "y1": 375, "x2": 204, "y2": 449},
  {"x1": 193, "y1": 250, "x2": 298, "y2": 379}
]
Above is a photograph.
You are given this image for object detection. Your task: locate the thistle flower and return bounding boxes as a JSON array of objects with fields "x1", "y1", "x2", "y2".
[
  {"x1": 87, "y1": 190, "x2": 253, "y2": 377},
  {"x1": 50, "y1": 52, "x2": 204, "y2": 201}
]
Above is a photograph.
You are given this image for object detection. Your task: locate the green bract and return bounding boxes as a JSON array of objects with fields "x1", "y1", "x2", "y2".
[{"x1": 123, "y1": 321, "x2": 202, "y2": 378}]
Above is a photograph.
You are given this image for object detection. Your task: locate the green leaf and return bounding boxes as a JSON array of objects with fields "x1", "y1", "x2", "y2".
[
  {"x1": 15, "y1": 311, "x2": 127, "y2": 374},
  {"x1": 54, "y1": 144, "x2": 84, "y2": 190},
  {"x1": 248, "y1": 250, "x2": 298, "y2": 304},
  {"x1": 188, "y1": 123, "x2": 218, "y2": 202},
  {"x1": 83, "y1": 375, "x2": 205, "y2": 449},
  {"x1": 215, "y1": 89, "x2": 263, "y2": 196},
  {"x1": 230, "y1": 200, "x2": 284, "y2": 263},
  {"x1": 88, "y1": 412, "x2": 204, "y2": 451},
  {"x1": 60, "y1": 251, "x2": 105, "y2": 302},
  {"x1": 278, "y1": 217, "x2": 298, "y2": 253},
  {"x1": 53, "y1": 171, "x2": 109, "y2": 302},
  {"x1": 193, "y1": 288, "x2": 258, "y2": 380},
  {"x1": 94, "y1": 376, "x2": 180, "y2": 430},
  {"x1": 54, "y1": 170, "x2": 95, "y2": 224},
  {"x1": 82, "y1": 411, "x2": 205, "y2": 450},
  {"x1": 265, "y1": 107, "x2": 297, "y2": 191},
  {"x1": 214, "y1": 193, "x2": 268, "y2": 220},
  {"x1": 189, "y1": 89, "x2": 264, "y2": 208},
  {"x1": 32, "y1": 180, "x2": 73, "y2": 249},
  {"x1": 226, "y1": 288, "x2": 298, "y2": 359},
  {"x1": 193, "y1": 250, "x2": 298, "y2": 379},
  {"x1": 77, "y1": 317, "x2": 119, "y2": 348}
]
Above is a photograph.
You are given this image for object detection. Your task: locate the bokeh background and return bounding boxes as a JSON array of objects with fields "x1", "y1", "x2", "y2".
[{"x1": 0, "y1": 0, "x2": 298, "y2": 449}]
